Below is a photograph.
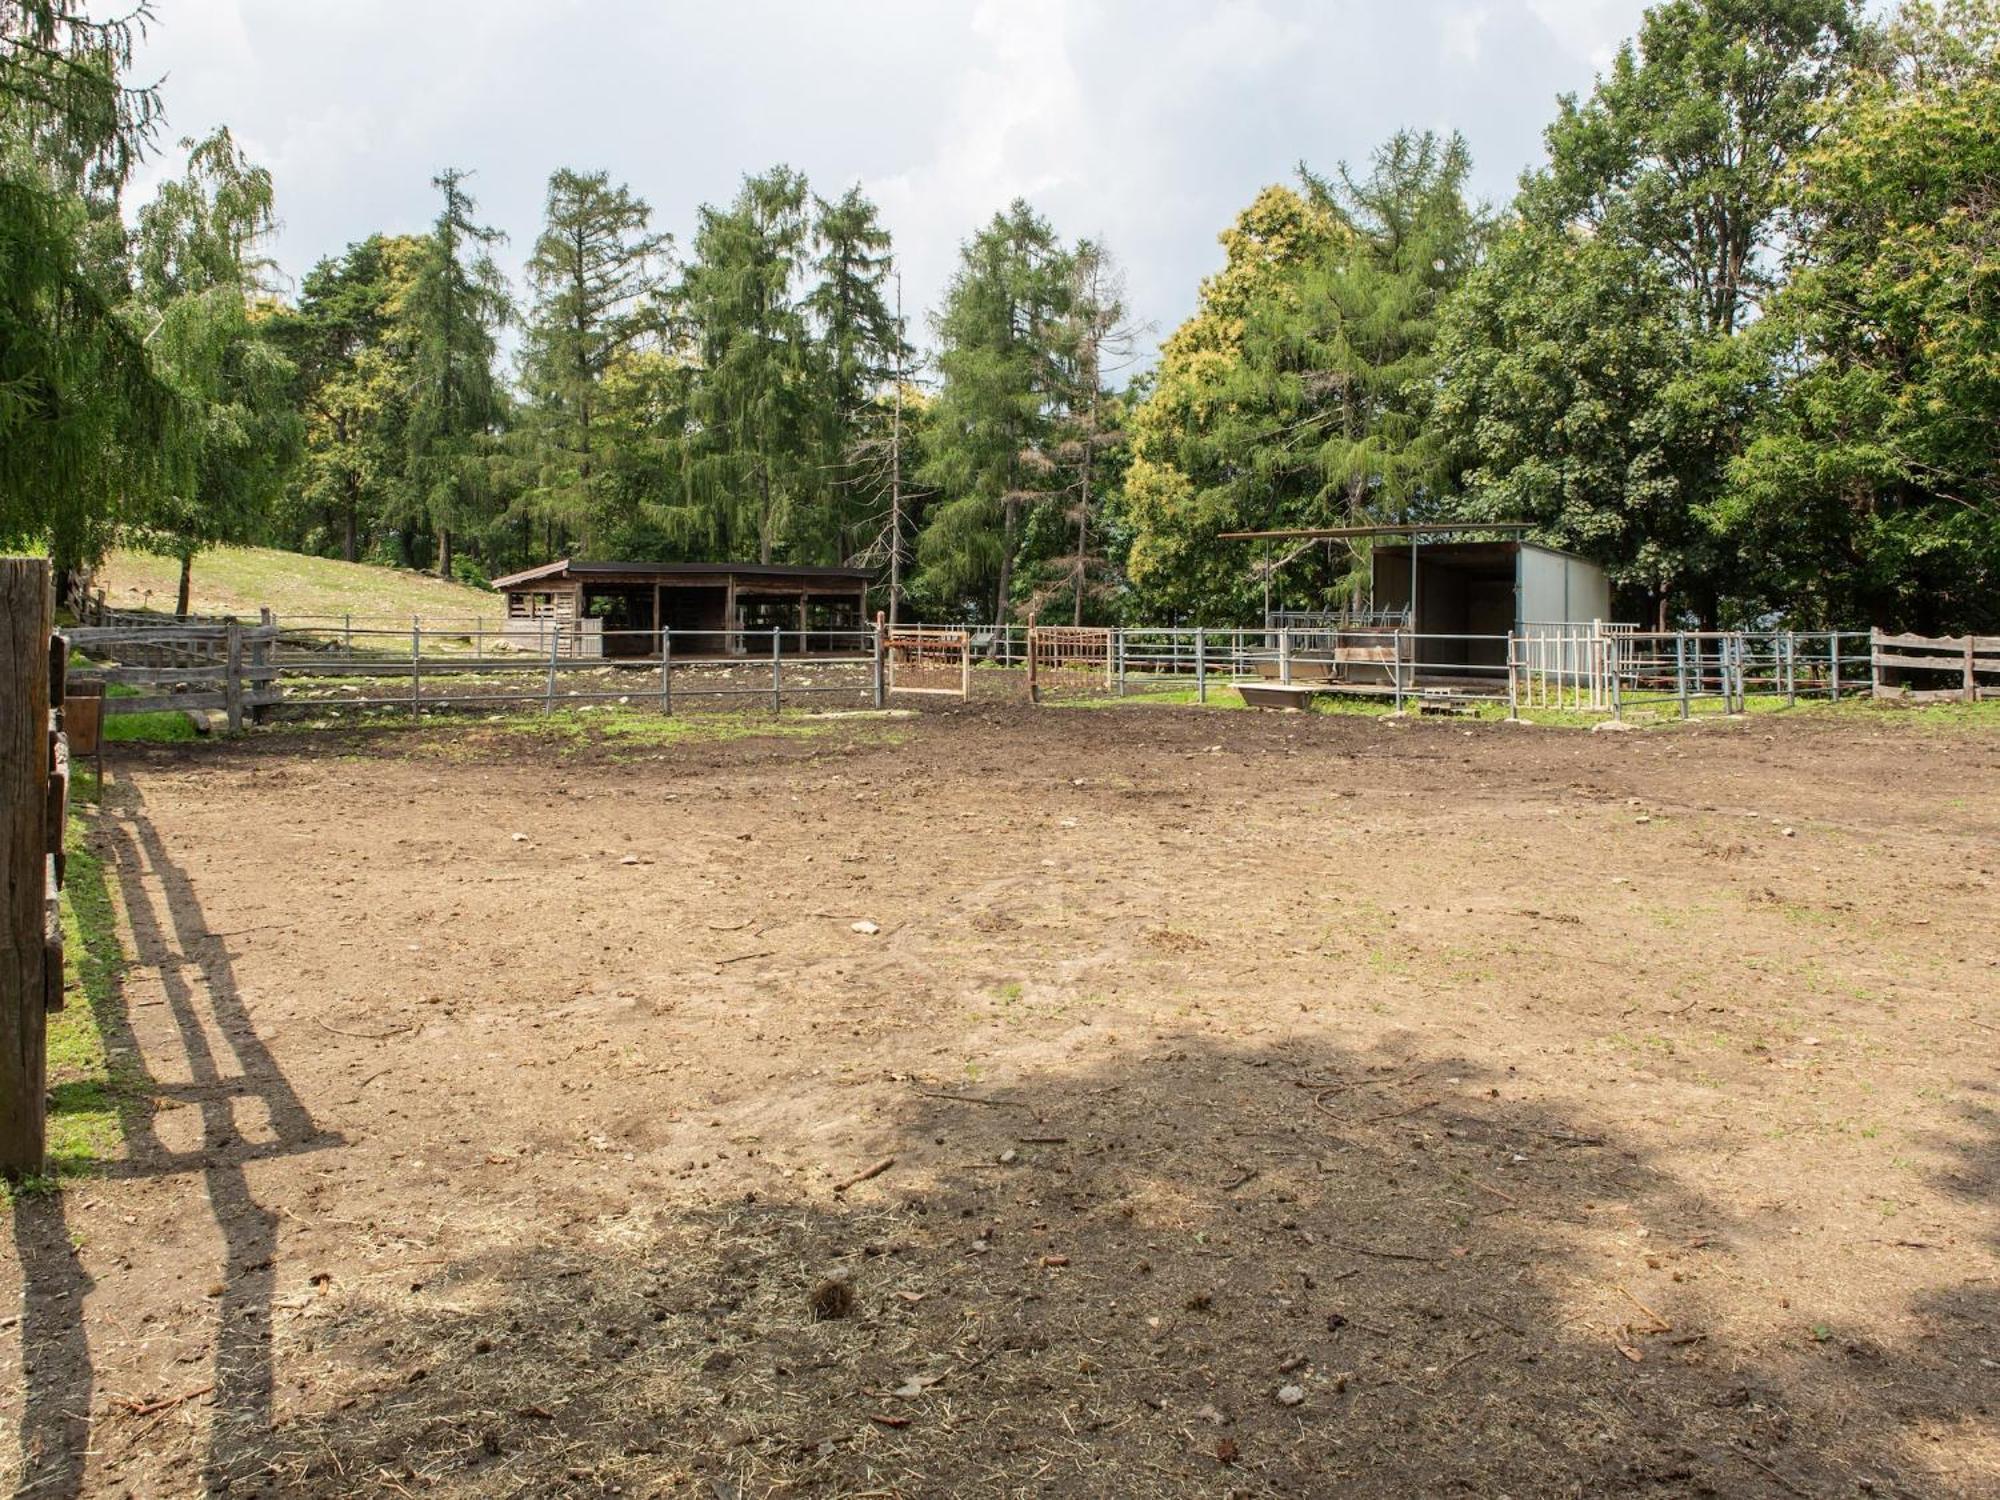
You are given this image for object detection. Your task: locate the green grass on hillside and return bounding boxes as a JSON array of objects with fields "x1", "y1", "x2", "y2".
[{"x1": 96, "y1": 545, "x2": 505, "y2": 627}]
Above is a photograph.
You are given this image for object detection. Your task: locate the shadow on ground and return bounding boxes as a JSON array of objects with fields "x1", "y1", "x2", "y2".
[{"x1": 12, "y1": 780, "x2": 338, "y2": 1499}]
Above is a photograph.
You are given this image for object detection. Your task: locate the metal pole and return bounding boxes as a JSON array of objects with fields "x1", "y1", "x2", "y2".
[
  {"x1": 546, "y1": 625, "x2": 558, "y2": 713},
  {"x1": 659, "y1": 627, "x2": 672, "y2": 714},
  {"x1": 1392, "y1": 630, "x2": 1403, "y2": 713},
  {"x1": 1279, "y1": 628, "x2": 1292, "y2": 687},
  {"x1": 410, "y1": 622, "x2": 421, "y2": 719},
  {"x1": 1830, "y1": 632, "x2": 1841, "y2": 701},
  {"x1": 1116, "y1": 630, "x2": 1127, "y2": 698},
  {"x1": 1676, "y1": 632, "x2": 1689, "y2": 720},
  {"x1": 771, "y1": 626, "x2": 782, "y2": 715},
  {"x1": 871, "y1": 615, "x2": 885, "y2": 709},
  {"x1": 1785, "y1": 630, "x2": 1796, "y2": 705},
  {"x1": 1195, "y1": 627, "x2": 1207, "y2": 704},
  {"x1": 1507, "y1": 633, "x2": 1519, "y2": 720},
  {"x1": 344, "y1": 612, "x2": 352, "y2": 656},
  {"x1": 1610, "y1": 635, "x2": 1622, "y2": 721}
]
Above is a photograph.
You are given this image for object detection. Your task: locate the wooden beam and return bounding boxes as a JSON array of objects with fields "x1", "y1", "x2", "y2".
[{"x1": 2, "y1": 558, "x2": 53, "y2": 1176}]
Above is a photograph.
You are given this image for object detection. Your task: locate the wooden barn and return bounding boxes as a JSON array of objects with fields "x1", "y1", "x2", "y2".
[{"x1": 490, "y1": 560, "x2": 870, "y2": 658}]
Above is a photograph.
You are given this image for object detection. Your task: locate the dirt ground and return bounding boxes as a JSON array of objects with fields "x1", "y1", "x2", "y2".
[{"x1": 6, "y1": 701, "x2": 1999, "y2": 1498}]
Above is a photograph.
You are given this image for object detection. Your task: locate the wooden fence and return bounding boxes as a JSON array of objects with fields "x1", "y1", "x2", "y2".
[
  {"x1": 1870, "y1": 630, "x2": 1999, "y2": 702},
  {"x1": 3, "y1": 558, "x2": 67, "y2": 1177}
]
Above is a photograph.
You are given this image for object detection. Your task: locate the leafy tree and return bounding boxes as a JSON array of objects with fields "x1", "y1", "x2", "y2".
[
  {"x1": 916, "y1": 200, "x2": 1072, "y2": 622},
  {"x1": 1124, "y1": 134, "x2": 1483, "y2": 620},
  {"x1": 1719, "y1": 0, "x2": 2000, "y2": 630},
  {"x1": 273, "y1": 233, "x2": 424, "y2": 562},
  {"x1": 405, "y1": 167, "x2": 510, "y2": 577},
  {"x1": 0, "y1": 0, "x2": 178, "y2": 590},
  {"x1": 1436, "y1": 0, "x2": 1867, "y2": 625},
  {"x1": 519, "y1": 167, "x2": 670, "y2": 555},
  {"x1": 129, "y1": 126, "x2": 302, "y2": 614}
]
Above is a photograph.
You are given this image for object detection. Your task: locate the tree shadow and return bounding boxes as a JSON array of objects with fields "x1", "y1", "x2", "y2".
[
  {"x1": 203, "y1": 1028, "x2": 1990, "y2": 1497},
  {"x1": 10, "y1": 779, "x2": 339, "y2": 1498}
]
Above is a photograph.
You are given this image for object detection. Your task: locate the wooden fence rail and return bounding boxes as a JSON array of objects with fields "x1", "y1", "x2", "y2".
[{"x1": 1871, "y1": 629, "x2": 1999, "y2": 702}]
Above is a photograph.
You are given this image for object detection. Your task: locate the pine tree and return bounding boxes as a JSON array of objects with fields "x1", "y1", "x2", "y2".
[
  {"x1": 405, "y1": 167, "x2": 510, "y2": 578},
  {"x1": 520, "y1": 168, "x2": 670, "y2": 555}
]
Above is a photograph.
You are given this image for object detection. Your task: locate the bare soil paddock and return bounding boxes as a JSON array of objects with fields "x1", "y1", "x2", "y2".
[{"x1": 7, "y1": 703, "x2": 2000, "y2": 1498}]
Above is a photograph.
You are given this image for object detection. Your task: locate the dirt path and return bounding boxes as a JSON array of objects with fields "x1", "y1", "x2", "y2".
[{"x1": 6, "y1": 704, "x2": 1999, "y2": 1497}]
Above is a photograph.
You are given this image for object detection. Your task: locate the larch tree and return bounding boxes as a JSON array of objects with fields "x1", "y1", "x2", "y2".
[
  {"x1": 520, "y1": 167, "x2": 670, "y2": 556},
  {"x1": 916, "y1": 200, "x2": 1072, "y2": 624},
  {"x1": 671, "y1": 166, "x2": 816, "y2": 563},
  {"x1": 405, "y1": 166, "x2": 511, "y2": 579}
]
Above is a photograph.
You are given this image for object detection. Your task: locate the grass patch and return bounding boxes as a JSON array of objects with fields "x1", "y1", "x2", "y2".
[
  {"x1": 96, "y1": 543, "x2": 502, "y2": 626},
  {"x1": 5, "y1": 770, "x2": 142, "y2": 1198},
  {"x1": 1044, "y1": 684, "x2": 1246, "y2": 710}
]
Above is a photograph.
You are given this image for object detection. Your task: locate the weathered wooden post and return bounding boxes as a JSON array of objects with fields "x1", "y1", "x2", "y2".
[
  {"x1": 223, "y1": 616, "x2": 245, "y2": 734},
  {"x1": 3, "y1": 559, "x2": 53, "y2": 1176},
  {"x1": 1026, "y1": 623, "x2": 1040, "y2": 705},
  {"x1": 872, "y1": 612, "x2": 886, "y2": 709},
  {"x1": 1966, "y1": 636, "x2": 1979, "y2": 703},
  {"x1": 1195, "y1": 627, "x2": 1207, "y2": 705}
]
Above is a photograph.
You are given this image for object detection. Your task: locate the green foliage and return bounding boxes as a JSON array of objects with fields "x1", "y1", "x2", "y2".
[
  {"x1": 405, "y1": 168, "x2": 512, "y2": 578},
  {"x1": 1123, "y1": 134, "x2": 1485, "y2": 621},
  {"x1": 518, "y1": 167, "x2": 670, "y2": 554},
  {"x1": 128, "y1": 127, "x2": 303, "y2": 609},
  {"x1": 0, "y1": 1, "x2": 179, "y2": 581},
  {"x1": 1718, "y1": 0, "x2": 2000, "y2": 631}
]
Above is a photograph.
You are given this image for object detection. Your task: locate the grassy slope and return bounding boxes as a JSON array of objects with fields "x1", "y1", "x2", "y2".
[{"x1": 97, "y1": 545, "x2": 505, "y2": 627}]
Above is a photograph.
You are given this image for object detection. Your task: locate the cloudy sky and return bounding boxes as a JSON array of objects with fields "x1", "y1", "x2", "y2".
[{"x1": 128, "y1": 0, "x2": 1652, "y2": 365}]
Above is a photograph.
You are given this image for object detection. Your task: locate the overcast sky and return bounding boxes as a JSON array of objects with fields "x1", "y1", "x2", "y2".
[{"x1": 128, "y1": 1, "x2": 1653, "y2": 368}]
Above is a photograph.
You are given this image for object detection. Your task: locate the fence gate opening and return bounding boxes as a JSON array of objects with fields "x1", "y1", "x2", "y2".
[{"x1": 885, "y1": 624, "x2": 971, "y2": 699}]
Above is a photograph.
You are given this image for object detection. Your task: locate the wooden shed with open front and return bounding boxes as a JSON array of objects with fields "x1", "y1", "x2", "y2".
[{"x1": 490, "y1": 560, "x2": 870, "y2": 659}]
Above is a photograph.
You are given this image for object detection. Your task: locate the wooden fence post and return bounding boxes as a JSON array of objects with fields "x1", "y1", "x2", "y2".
[
  {"x1": 1967, "y1": 637, "x2": 1979, "y2": 703},
  {"x1": 3, "y1": 558, "x2": 53, "y2": 1176},
  {"x1": 1026, "y1": 624, "x2": 1040, "y2": 705},
  {"x1": 223, "y1": 616, "x2": 244, "y2": 734},
  {"x1": 1870, "y1": 627, "x2": 1886, "y2": 699}
]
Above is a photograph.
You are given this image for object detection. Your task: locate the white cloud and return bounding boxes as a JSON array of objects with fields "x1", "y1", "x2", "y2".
[{"x1": 128, "y1": 0, "x2": 1652, "y2": 363}]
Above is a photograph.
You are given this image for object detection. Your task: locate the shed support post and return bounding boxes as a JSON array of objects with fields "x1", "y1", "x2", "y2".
[{"x1": 1195, "y1": 628, "x2": 1207, "y2": 704}]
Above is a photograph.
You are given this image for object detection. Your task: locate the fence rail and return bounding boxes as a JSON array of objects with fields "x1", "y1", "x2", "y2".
[{"x1": 65, "y1": 604, "x2": 1992, "y2": 729}]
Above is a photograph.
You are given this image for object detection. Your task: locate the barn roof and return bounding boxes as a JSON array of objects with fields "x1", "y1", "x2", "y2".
[{"x1": 491, "y1": 559, "x2": 869, "y2": 589}]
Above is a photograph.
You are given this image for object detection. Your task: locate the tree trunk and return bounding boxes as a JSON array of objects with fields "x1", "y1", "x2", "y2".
[
  {"x1": 1074, "y1": 450, "x2": 1092, "y2": 628},
  {"x1": 758, "y1": 466, "x2": 774, "y2": 565},
  {"x1": 995, "y1": 499, "x2": 1018, "y2": 630},
  {"x1": 438, "y1": 525, "x2": 453, "y2": 581},
  {"x1": 176, "y1": 552, "x2": 193, "y2": 619}
]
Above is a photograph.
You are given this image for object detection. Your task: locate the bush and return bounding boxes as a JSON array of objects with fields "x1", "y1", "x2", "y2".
[{"x1": 452, "y1": 555, "x2": 493, "y2": 591}]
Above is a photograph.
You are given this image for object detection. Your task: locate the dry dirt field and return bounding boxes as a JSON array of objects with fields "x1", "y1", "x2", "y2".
[{"x1": 6, "y1": 702, "x2": 1999, "y2": 1498}]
